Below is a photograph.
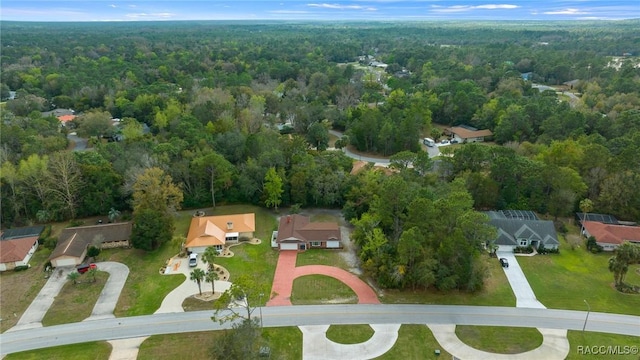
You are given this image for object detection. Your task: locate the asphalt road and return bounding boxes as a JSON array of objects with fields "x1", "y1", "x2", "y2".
[
  {"x1": 329, "y1": 130, "x2": 440, "y2": 163},
  {"x1": 2, "y1": 304, "x2": 638, "y2": 355},
  {"x1": 67, "y1": 133, "x2": 88, "y2": 151}
]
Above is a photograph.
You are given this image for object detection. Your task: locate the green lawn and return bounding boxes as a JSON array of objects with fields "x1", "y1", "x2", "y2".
[
  {"x1": 42, "y1": 271, "x2": 109, "y2": 326},
  {"x1": 518, "y1": 237, "x2": 640, "y2": 315},
  {"x1": 375, "y1": 325, "x2": 452, "y2": 360},
  {"x1": 138, "y1": 328, "x2": 302, "y2": 360},
  {"x1": 291, "y1": 275, "x2": 358, "y2": 305},
  {"x1": 326, "y1": 325, "x2": 374, "y2": 344},
  {"x1": 566, "y1": 331, "x2": 640, "y2": 360},
  {"x1": 380, "y1": 255, "x2": 515, "y2": 307},
  {"x1": 455, "y1": 326, "x2": 543, "y2": 354},
  {"x1": 0, "y1": 248, "x2": 51, "y2": 332},
  {"x1": 5, "y1": 342, "x2": 111, "y2": 360}
]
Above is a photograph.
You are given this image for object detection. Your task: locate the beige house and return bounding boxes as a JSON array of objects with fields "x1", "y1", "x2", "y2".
[
  {"x1": 185, "y1": 213, "x2": 255, "y2": 254},
  {"x1": 49, "y1": 222, "x2": 132, "y2": 267},
  {"x1": 445, "y1": 125, "x2": 493, "y2": 143}
]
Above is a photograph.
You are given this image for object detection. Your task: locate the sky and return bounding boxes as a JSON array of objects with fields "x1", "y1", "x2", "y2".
[{"x1": 1, "y1": 1, "x2": 639, "y2": 22}]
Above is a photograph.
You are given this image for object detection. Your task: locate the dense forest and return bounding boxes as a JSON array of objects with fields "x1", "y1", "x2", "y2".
[{"x1": 1, "y1": 20, "x2": 639, "y2": 290}]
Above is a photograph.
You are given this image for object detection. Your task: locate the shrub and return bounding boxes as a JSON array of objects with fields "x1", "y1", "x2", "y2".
[
  {"x1": 554, "y1": 221, "x2": 568, "y2": 235},
  {"x1": 14, "y1": 265, "x2": 30, "y2": 271},
  {"x1": 514, "y1": 246, "x2": 534, "y2": 254},
  {"x1": 586, "y1": 236, "x2": 603, "y2": 253},
  {"x1": 87, "y1": 246, "x2": 101, "y2": 258},
  {"x1": 43, "y1": 237, "x2": 58, "y2": 250},
  {"x1": 38, "y1": 225, "x2": 52, "y2": 244},
  {"x1": 68, "y1": 219, "x2": 85, "y2": 227}
]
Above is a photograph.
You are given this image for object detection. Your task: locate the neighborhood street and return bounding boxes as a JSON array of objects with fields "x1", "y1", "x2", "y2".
[{"x1": 2, "y1": 304, "x2": 639, "y2": 355}]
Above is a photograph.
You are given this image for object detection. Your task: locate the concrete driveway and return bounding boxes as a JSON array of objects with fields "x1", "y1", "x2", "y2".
[
  {"x1": 496, "y1": 252, "x2": 545, "y2": 309},
  {"x1": 84, "y1": 262, "x2": 130, "y2": 321},
  {"x1": 8, "y1": 266, "x2": 74, "y2": 331}
]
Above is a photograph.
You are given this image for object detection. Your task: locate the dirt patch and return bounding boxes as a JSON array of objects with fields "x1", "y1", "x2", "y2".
[{"x1": 194, "y1": 291, "x2": 222, "y2": 301}]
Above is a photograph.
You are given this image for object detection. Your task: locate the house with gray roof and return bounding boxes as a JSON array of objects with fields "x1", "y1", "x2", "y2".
[
  {"x1": 486, "y1": 211, "x2": 559, "y2": 252},
  {"x1": 49, "y1": 222, "x2": 132, "y2": 267}
]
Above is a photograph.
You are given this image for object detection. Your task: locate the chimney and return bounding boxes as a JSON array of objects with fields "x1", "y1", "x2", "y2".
[
  {"x1": 287, "y1": 215, "x2": 291, "y2": 223},
  {"x1": 227, "y1": 221, "x2": 233, "y2": 230}
]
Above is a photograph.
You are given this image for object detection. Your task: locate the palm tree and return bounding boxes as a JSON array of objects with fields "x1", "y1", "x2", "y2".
[
  {"x1": 190, "y1": 268, "x2": 205, "y2": 295},
  {"x1": 579, "y1": 198, "x2": 594, "y2": 237},
  {"x1": 202, "y1": 246, "x2": 218, "y2": 271},
  {"x1": 206, "y1": 270, "x2": 219, "y2": 294},
  {"x1": 67, "y1": 271, "x2": 80, "y2": 285},
  {"x1": 108, "y1": 207, "x2": 121, "y2": 223},
  {"x1": 87, "y1": 268, "x2": 98, "y2": 283}
]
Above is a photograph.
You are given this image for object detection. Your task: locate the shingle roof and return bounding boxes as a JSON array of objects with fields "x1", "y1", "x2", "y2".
[
  {"x1": 185, "y1": 214, "x2": 255, "y2": 248},
  {"x1": 50, "y1": 222, "x2": 132, "y2": 260},
  {"x1": 276, "y1": 215, "x2": 341, "y2": 243},
  {"x1": 1, "y1": 225, "x2": 44, "y2": 240},
  {"x1": 445, "y1": 126, "x2": 493, "y2": 139},
  {"x1": 583, "y1": 221, "x2": 640, "y2": 245},
  {"x1": 486, "y1": 212, "x2": 559, "y2": 247},
  {"x1": 0, "y1": 236, "x2": 38, "y2": 263}
]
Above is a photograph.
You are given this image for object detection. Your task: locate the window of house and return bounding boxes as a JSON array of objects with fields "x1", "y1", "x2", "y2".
[
  {"x1": 520, "y1": 239, "x2": 528, "y2": 246},
  {"x1": 226, "y1": 236, "x2": 238, "y2": 241},
  {"x1": 311, "y1": 241, "x2": 321, "y2": 247}
]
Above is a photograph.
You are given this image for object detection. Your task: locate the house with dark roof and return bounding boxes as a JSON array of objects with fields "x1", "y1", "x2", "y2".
[
  {"x1": 445, "y1": 125, "x2": 493, "y2": 143},
  {"x1": 582, "y1": 221, "x2": 640, "y2": 251},
  {"x1": 486, "y1": 211, "x2": 559, "y2": 252},
  {"x1": 185, "y1": 213, "x2": 255, "y2": 254},
  {"x1": 0, "y1": 226, "x2": 44, "y2": 271},
  {"x1": 272, "y1": 215, "x2": 341, "y2": 251},
  {"x1": 49, "y1": 222, "x2": 132, "y2": 267}
]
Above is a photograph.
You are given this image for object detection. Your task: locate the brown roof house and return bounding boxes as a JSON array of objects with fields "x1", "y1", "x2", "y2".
[
  {"x1": 185, "y1": 214, "x2": 255, "y2": 254},
  {"x1": 445, "y1": 125, "x2": 493, "y2": 143},
  {"x1": 582, "y1": 221, "x2": 640, "y2": 251},
  {"x1": 272, "y1": 214, "x2": 342, "y2": 251},
  {"x1": 49, "y1": 222, "x2": 132, "y2": 267},
  {"x1": 0, "y1": 226, "x2": 44, "y2": 271}
]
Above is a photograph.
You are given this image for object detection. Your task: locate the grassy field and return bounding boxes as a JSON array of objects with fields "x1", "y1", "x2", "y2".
[
  {"x1": 566, "y1": 330, "x2": 640, "y2": 360},
  {"x1": 380, "y1": 255, "x2": 515, "y2": 307},
  {"x1": 0, "y1": 248, "x2": 51, "y2": 332},
  {"x1": 455, "y1": 326, "x2": 543, "y2": 354},
  {"x1": 42, "y1": 271, "x2": 109, "y2": 326},
  {"x1": 138, "y1": 327, "x2": 302, "y2": 360},
  {"x1": 518, "y1": 236, "x2": 640, "y2": 315},
  {"x1": 291, "y1": 275, "x2": 358, "y2": 305},
  {"x1": 5, "y1": 342, "x2": 112, "y2": 360},
  {"x1": 375, "y1": 325, "x2": 452, "y2": 360},
  {"x1": 326, "y1": 324, "x2": 374, "y2": 344}
]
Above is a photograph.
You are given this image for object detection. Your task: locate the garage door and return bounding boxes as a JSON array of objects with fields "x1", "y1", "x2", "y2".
[
  {"x1": 326, "y1": 241, "x2": 340, "y2": 248},
  {"x1": 280, "y1": 243, "x2": 298, "y2": 251},
  {"x1": 54, "y1": 258, "x2": 77, "y2": 267}
]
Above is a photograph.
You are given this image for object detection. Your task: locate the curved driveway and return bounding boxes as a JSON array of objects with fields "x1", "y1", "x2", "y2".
[
  {"x1": 2, "y1": 304, "x2": 638, "y2": 355},
  {"x1": 84, "y1": 262, "x2": 130, "y2": 321}
]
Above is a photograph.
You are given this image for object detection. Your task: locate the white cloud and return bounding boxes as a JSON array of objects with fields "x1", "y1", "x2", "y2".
[
  {"x1": 543, "y1": 8, "x2": 588, "y2": 15},
  {"x1": 269, "y1": 10, "x2": 312, "y2": 14},
  {"x1": 475, "y1": 4, "x2": 519, "y2": 10},
  {"x1": 431, "y1": 4, "x2": 519, "y2": 13},
  {"x1": 126, "y1": 12, "x2": 175, "y2": 19},
  {"x1": 307, "y1": 3, "x2": 377, "y2": 11},
  {"x1": 109, "y1": 4, "x2": 117, "y2": 8}
]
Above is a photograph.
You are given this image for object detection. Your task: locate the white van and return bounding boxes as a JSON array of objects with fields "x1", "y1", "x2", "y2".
[
  {"x1": 423, "y1": 137, "x2": 435, "y2": 147},
  {"x1": 188, "y1": 253, "x2": 198, "y2": 267}
]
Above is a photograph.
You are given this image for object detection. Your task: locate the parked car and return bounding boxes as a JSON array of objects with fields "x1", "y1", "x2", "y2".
[
  {"x1": 499, "y1": 258, "x2": 509, "y2": 268},
  {"x1": 439, "y1": 139, "x2": 451, "y2": 145},
  {"x1": 189, "y1": 253, "x2": 198, "y2": 267},
  {"x1": 450, "y1": 139, "x2": 459, "y2": 144},
  {"x1": 76, "y1": 263, "x2": 97, "y2": 274}
]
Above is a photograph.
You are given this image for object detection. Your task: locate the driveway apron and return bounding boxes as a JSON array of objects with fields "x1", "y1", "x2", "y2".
[{"x1": 497, "y1": 252, "x2": 546, "y2": 309}]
